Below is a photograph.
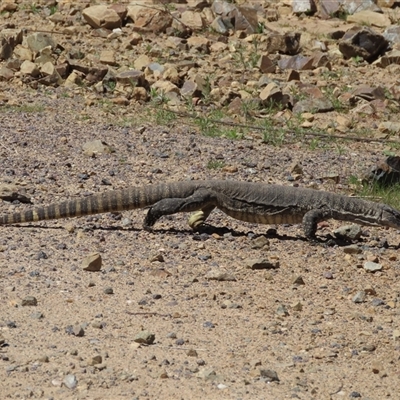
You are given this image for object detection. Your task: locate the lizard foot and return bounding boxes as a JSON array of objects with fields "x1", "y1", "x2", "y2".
[
  {"x1": 188, "y1": 211, "x2": 205, "y2": 230},
  {"x1": 143, "y1": 224, "x2": 154, "y2": 232}
]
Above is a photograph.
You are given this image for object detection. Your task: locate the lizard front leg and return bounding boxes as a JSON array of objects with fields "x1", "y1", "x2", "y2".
[{"x1": 143, "y1": 189, "x2": 217, "y2": 230}]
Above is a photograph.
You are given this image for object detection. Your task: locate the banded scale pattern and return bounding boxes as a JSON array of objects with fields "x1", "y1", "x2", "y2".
[
  {"x1": 0, "y1": 182, "x2": 201, "y2": 225},
  {"x1": 0, "y1": 180, "x2": 400, "y2": 239}
]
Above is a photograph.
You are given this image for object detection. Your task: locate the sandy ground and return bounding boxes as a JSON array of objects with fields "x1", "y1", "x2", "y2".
[{"x1": 0, "y1": 86, "x2": 400, "y2": 400}]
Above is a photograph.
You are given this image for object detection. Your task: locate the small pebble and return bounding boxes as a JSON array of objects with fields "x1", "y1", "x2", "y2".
[
  {"x1": 103, "y1": 287, "x2": 113, "y2": 294},
  {"x1": 21, "y1": 296, "x2": 37, "y2": 306},
  {"x1": 63, "y1": 374, "x2": 78, "y2": 389},
  {"x1": 352, "y1": 291, "x2": 366, "y2": 304},
  {"x1": 363, "y1": 261, "x2": 382, "y2": 272}
]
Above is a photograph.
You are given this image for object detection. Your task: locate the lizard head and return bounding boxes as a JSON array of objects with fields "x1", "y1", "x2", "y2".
[{"x1": 381, "y1": 204, "x2": 400, "y2": 230}]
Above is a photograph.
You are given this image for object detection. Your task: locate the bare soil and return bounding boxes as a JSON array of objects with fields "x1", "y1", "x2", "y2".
[
  {"x1": 0, "y1": 85, "x2": 400, "y2": 400},
  {"x1": 2, "y1": 1, "x2": 400, "y2": 398}
]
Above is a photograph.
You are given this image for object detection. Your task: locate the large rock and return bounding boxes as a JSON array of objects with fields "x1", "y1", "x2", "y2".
[
  {"x1": 0, "y1": 29, "x2": 23, "y2": 60},
  {"x1": 0, "y1": 0, "x2": 18, "y2": 12},
  {"x1": 0, "y1": 66, "x2": 14, "y2": 80},
  {"x1": 181, "y1": 80, "x2": 201, "y2": 98},
  {"x1": 293, "y1": 97, "x2": 334, "y2": 113},
  {"x1": 99, "y1": 50, "x2": 116, "y2": 66},
  {"x1": 211, "y1": 0, "x2": 258, "y2": 34},
  {"x1": 258, "y1": 55, "x2": 275, "y2": 73},
  {"x1": 27, "y1": 32, "x2": 57, "y2": 55},
  {"x1": 366, "y1": 156, "x2": 400, "y2": 185},
  {"x1": 342, "y1": 0, "x2": 382, "y2": 14},
  {"x1": 187, "y1": 36, "x2": 209, "y2": 52},
  {"x1": 82, "y1": 5, "x2": 121, "y2": 29},
  {"x1": 383, "y1": 25, "x2": 400, "y2": 44},
  {"x1": 0, "y1": 184, "x2": 31, "y2": 203},
  {"x1": 127, "y1": 6, "x2": 172, "y2": 33},
  {"x1": 115, "y1": 70, "x2": 145, "y2": 85},
  {"x1": 39, "y1": 62, "x2": 63, "y2": 86},
  {"x1": 376, "y1": 0, "x2": 396, "y2": 6},
  {"x1": 347, "y1": 10, "x2": 391, "y2": 27},
  {"x1": 374, "y1": 50, "x2": 400, "y2": 68},
  {"x1": 231, "y1": 6, "x2": 258, "y2": 33},
  {"x1": 285, "y1": 52, "x2": 324, "y2": 69},
  {"x1": 134, "y1": 54, "x2": 151, "y2": 70},
  {"x1": 319, "y1": 0, "x2": 343, "y2": 18},
  {"x1": 266, "y1": 32, "x2": 301, "y2": 55},
  {"x1": 339, "y1": 27, "x2": 388, "y2": 62},
  {"x1": 181, "y1": 10, "x2": 204, "y2": 30},
  {"x1": 350, "y1": 85, "x2": 385, "y2": 102},
  {"x1": 259, "y1": 82, "x2": 283, "y2": 105},
  {"x1": 211, "y1": 0, "x2": 237, "y2": 16},
  {"x1": 292, "y1": 0, "x2": 316, "y2": 14},
  {"x1": 278, "y1": 55, "x2": 314, "y2": 70},
  {"x1": 210, "y1": 16, "x2": 228, "y2": 34},
  {"x1": 20, "y1": 60, "x2": 40, "y2": 77}
]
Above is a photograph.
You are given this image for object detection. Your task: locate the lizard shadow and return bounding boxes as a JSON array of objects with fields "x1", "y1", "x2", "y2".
[
  {"x1": 13, "y1": 224, "x2": 400, "y2": 249},
  {"x1": 18, "y1": 222, "x2": 300, "y2": 240}
]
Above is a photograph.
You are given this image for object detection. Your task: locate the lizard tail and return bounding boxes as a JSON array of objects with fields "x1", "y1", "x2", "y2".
[{"x1": 0, "y1": 182, "x2": 199, "y2": 225}]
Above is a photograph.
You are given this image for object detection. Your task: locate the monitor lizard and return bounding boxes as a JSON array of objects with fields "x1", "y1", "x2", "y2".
[{"x1": 0, "y1": 180, "x2": 399, "y2": 240}]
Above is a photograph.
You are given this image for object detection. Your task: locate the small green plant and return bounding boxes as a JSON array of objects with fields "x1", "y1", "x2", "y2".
[
  {"x1": 324, "y1": 87, "x2": 344, "y2": 111},
  {"x1": 348, "y1": 175, "x2": 359, "y2": 185},
  {"x1": 232, "y1": 42, "x2": 247, "y2": 70},
  {"x1": 359, "y1": 20, "x2": 371, "y2": 27},
  {"x1": 104, "y1": 80, "x2": 116, "y2": 93},
  {"x1": 351, "y1": 55, "x2": 364, "y2": 64},
  {"x1": 30, "y1": 3, "x2": 40, "y2": 13},
  {"x1": 354, "y1": 180, "x2": 400, "y2": 210},
  {"x1": 223, "y1": 128, "x2": 242, "y2": 140},
  {"x1": 154, "y1": 109, "x2": 176, "y2": 126},
  {"x1": 383, "y1": 87, "x2": 395, "y2": 101},
  {"x1": 261, "y1": 119, "x2": 286, "y2": 146},
  {"x1": 387, "y1": 142, "x2": 400, "y2": 151},
  {"x1": 256, "y1": 22, "x2": 266, "y2": 34},
  {"x1": 184, "y1": 96, "x2": 195, "y2": 113},
  {"x1": 232, "y1": 39, "x2": 261, "y2": 70},
  {"x1": 335, "y1": 9, "x2": 349, "y2": 21},
  {"x1": 348, "y1": 171, "x2": 400, "y2": 210},
  {"x1": 287, "y1": 113, "x2": 306, "y2": 137},
  {"x1": 1, "y1": 104, "x2": 45, "y2": 113},
  {"x1": 248, "y1": 36, "x2": 261, "y2": 68},
  {"x1": 309, "y1": 138, "x2": 320, "y2": 150},
  {"x1": 289, "y1": 86, "x2": 308, "y2": 102},
  {"x1": 127, "y1": 79, "x2": 137, "y2": 89},
  {"x1": 201, "y1": 76, "x2": 213, "y2": 105},
  {"x1": 49, "y1": 5, "x2": 58, "y2": 15},
  {"x1": 207, "y1": 160, "x2": 225, "y2": 169},
  {"x1": 150, "y1": 88, "x2": 170, "y2": 105},
  {"x1": 99, "y1": 98, "x2": 113, "y2": 107},
  {"x1": 160, "y1": 2, "x2": 176, "y2": 12},
  {"x1": 321, "y1": 69, "x2": 342, "y2": 80},
  {"x1": 241, "y1": 99, "x2": 259, "y2": 121},
  {"x1": 195, "y1": 115, "x2": 220, "y2": 137},
  {"x1": 335, "y1": 143, "x2": 346, "y2": 155}
]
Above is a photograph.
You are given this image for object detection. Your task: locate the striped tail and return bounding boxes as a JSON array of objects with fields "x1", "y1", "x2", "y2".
[{"x1": 0, "y1": 182, "x2": 199, "y2": 225}]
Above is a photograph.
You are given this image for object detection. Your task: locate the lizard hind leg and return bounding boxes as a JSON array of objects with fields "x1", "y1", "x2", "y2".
[
  {"x1": 302, "y1": 209, "x2": 329, "y2": 240},
  {"x1": 188, "y1": 204, "x2": 216, "y2": 229}
]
